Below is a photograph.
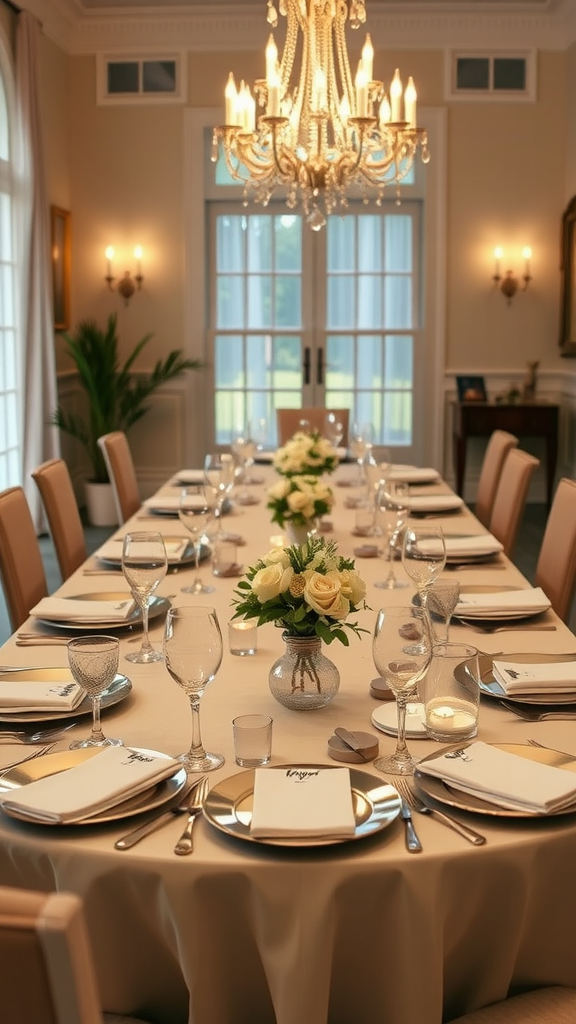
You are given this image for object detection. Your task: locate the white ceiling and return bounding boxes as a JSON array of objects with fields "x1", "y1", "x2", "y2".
[{"x1": 19, "y1": 0, "x2": 576, "y2": 53}]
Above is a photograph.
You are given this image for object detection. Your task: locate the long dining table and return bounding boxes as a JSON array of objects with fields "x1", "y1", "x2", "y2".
[{"x1": 1, "y1": 461, "x2": 576, "y2": 1024}]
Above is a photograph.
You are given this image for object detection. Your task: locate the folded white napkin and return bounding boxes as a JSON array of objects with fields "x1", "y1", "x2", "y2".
[
  {"x1": 417, "y1": 741, "x2": 576, "y2": 813},
  {"x1": 492, "y1": 659, "x2": 576, "y2": 695},
  {"x1": 250, "y1": 767, "x2": 356, "y2": 838},
  {"x1": 0, "y1": 680, "x2": 84, "y2": 713},
  {"x1": 175, "y1": 468, "x2": 205, "y2": 484},
  {"x1": 388, "y1": 466, "x2": 440, "y2": 484},
  {"x1": 142, "y1": 495, "x2": 183, "y2": 512},
  {"x1": 407, "y1": 494, "x2": 464, "y2": 512},
  {"x1": 456, "y1": 586, "x2": 550, "y2": 617},
  {"x1": 443, "y1": 534, "x2": 504, "y2": 558},
  {"x1": 0, "y1": 746, "x2": 181, "y2": 824},
  {"x1": 96, "y1": 537, "x2": 189, "y2": 563},
  {"x1": 30, "y1": 596, "x2": 136, "y2": 623}
]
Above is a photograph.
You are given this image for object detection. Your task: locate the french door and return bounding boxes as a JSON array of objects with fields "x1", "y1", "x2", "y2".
[{"x1": 208, "y1": 201, "x2": 424, "y2": 459}]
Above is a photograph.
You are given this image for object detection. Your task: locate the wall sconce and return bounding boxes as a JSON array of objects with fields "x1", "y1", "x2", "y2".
[
  {"x1": 105, "y1": 245, "x2": 144, "y2": 304},
  {"x1": 492, "y1": 246, "x2": 532, "y2": 304}
]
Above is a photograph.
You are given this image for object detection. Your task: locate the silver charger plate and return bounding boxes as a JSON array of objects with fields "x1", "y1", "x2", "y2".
[
  {"x1": 33, "y1": 593, "x2": 170, "y2": 633},
  {"x1": 0, "y1": 672, "x2": 132, "y2": 724},
  {"x1": 457, "y1": 652, "x2": 576, "y2": 706},
  {"x1": 203, "y1": 763, "x2": 401, "y2": 847},
  {"x1": 414, "y1": 742, "x2": 576, "y2": 819},
  {"x1": 454, "y1": 584, "x2": 550, "y2": 620},
  {"x1": 0, "y1": 747, "x2": 187, "y2": 825},
  {"x1": 96, "y1": 538, "x2": 209, "y2": 570}
]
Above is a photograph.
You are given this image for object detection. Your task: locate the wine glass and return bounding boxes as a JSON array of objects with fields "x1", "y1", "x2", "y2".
[
  {"x1": 68, "y1": 636, "x2": 121, "y2": 748},
  {"x1": 231, "y1": 431, "x2": 258, "y2": 504},
  {"x1": 375, "y1": 481, "x2": 409, "y2": 590},
  {"x1": 163, "y1": 605, "x2": 224, "y2": 772},
  {"x1": 178, "y1": 487, "x2": 215, "y2": 595},
  {"x1": 372, "y1": 606, "x2": 431, "y2": 776},
  {"x1": 324, "y1": 412, "x2": 344, "y2": 447},
  {"x1": 122, "y1": 531, "x2": 168, "y2": 664},
  {"x1": 401, "y1": 525, "x2": 447, "y2": 652},
  {"x1": 428, "y1": 579, "x2": 461, "y2": 642},
  {"x1": 204, "y1": 453, "x2": 236, "y2": 542},
  {"x1": 349, "y1": 422, "x2": 374, "y2": 486}
]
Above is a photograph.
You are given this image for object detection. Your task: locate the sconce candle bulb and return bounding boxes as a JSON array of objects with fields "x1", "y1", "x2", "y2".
[
  {"x1": 492, "y1": 245, "x2": 532, "y2": 304},
  {"x1": 104, "y1": 245, "x2": 144, "y2": 305}
]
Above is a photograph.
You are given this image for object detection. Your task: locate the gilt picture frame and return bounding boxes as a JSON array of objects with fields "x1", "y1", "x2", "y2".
[
  {"x1": 51, "y1": 206, "x2": 71, "y2": 331},
  {"x1": 559, "y1": 194, "x2": 576, "y2": 356}
]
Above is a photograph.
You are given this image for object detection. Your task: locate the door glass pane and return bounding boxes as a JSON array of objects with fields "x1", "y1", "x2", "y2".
[
  {"x1": 275, "y1": 275, "x2": 301, "y2": 327},
  {"x1": 248, "y1": 217, "x2": 271, "y2": 271},
  {"x1": 384, "y1": 276, "x2": 412, "y2": 329},
  {"x1": 217, "y1": 275, "x2": 244, "y2": 328},
  {"x1": 217, "y1": 216, "x2": 245, "y2": 272},
  {"x1": 357, "y1": 275, "x2": 382, "y2": 329},
  {"x1": 327, "y1": 275, "x2": 355, "y2": 328},
  {"x1": 385, "y1": 216, "x2": 412, "y2": 272},
  {"x1": 247, "y1": 275, "x2": 271, "y2": 328},
  {"x1": 276, "y1": 216, "x2": 301, "y2": 271}
]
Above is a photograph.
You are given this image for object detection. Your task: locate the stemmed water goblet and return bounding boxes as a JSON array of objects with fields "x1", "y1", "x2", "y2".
[
  {"x1": 372, "y1": 606, "x2": 431, "y2": 776},
  {"x1": 163, "y1": 605, "x2": 224, "y2": 772},
  {"x1": 401, "y1": 525, "x2": 447, "y2": 652},
  {"x1": 349, "y1": 422, "x2": 374, "y2": 487},
  {"x1": 68, "y1": 636, "x2": 121, "y2": 749},
  {"x1": 204, "y1": 452, "x2": 236, "y2": 542},
  {"x1": 428, "y1": 579, "x2": 461, "y2": 642},
  {"x1": 231, "y1": 431, "x2": 258, "y2": 504},
  {"x1": 375, "y1": 480, "x2": 409, "y2": 590},
  {"x1": 122, "y1": 531, "x2": 168, "y2": 664},
  {"x1": 178, "y1": 487, "x2": 215, "y2": 595},
  {"x1": 324, "y1": 412, "x2": 344, "y2": 448}
]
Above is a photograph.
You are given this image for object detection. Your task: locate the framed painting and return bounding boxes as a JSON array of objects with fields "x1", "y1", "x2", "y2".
[
  {"x1": 456, "y1": 375, "x2": 487, "y2": 402},
  {"x1": 51, "y1": 206, "x2": 71, "y2": 331},
  {"x1": 559, "y1": 194, "x2": 576, "y2": 356}
]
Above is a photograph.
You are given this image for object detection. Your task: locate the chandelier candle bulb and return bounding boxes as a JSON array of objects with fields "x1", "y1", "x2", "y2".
[
  {"x1": 266, "y1": 34, "x2": 278, "y2": 83},
  {"x1": 379, "y1": 94, "x2": 391, "y2": 125},
  {"x1": 361, "y1": 34, "x2": 374, "y2": 82},
  {"x1": 225, "y1": 73, "x2": 237, "y2": 125},
  {"x1": 355, "y1": 63, "x2": 368, "y2": 117},
  {"x1": 390, "y1": 68, "x2": 403, "y2": 121},
  {"x1": 404, "y1": 77, "x2": 417, "y2": 128}
]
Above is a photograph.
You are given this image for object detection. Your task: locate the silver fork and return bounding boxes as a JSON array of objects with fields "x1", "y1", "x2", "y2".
[
  {"x1": 0, "y1": 743, "x2": 56, "y2": 777},
  {"x1": 0, "y1": 724, "x2": 77, "y2": 744},
  {"x1": 455, "y1": 620, "x2": 557, "y2": 634},
  {"x1": 174, "y1": 776, "x2": 209, "y2": 855},
  {"x1": 499, "y1": 700, "x2": 576, "y2": 722},
  {"x1": 395, "y1": 776, "x2": 486, "y2": 846}
]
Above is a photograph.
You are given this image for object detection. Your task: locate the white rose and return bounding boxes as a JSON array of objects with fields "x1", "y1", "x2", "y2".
[
  {"x1": 262, "y1": 548, "x2": 291, "y2": 568},
  {"x1": 304, "y1": 570, "x2": 350, "y2": 620},
  {"x1": 268, "y1": 478, "x2": 291, "y2": 501},
  {"x1": 287, "y1": 491, "x2": 315, "y2": 519},
  {"x1": 339, "y1": 568, "x2": 367, "y2": 607},
  {"x1": 251, "y1": 563, "x2": 294, "y2": 603}
]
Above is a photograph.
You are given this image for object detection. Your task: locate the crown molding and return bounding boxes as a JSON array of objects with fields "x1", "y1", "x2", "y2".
[{"x1": 15, "y1": 0, "x2": 576, "y2": 53}]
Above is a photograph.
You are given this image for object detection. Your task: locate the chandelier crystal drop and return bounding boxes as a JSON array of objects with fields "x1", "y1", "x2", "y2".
[{"x1": 212, "y1": 0, "x2": 430, "y2": 230}]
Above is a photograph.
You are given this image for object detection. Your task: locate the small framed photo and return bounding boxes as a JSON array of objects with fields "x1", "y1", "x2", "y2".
[
  {"x1": 50, "y1": 205, "x2": 71, "y2": 331},
  {"x1": 456, "y1": 375, "x2": 487, "y2": 402}
]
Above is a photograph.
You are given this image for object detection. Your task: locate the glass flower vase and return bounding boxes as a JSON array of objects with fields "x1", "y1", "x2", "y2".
[
  {"x1": 285, "y1": 520, "x2": 317, "y2": 547},
  {"x1": 268, "y1": 633, "x2": 340, "y2": 711}
]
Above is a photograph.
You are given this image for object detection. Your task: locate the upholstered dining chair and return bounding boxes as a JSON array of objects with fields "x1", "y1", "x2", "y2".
[
  {"x1": 97, "y1": 431, "x2": 141, "y2": 524},
  {"x1": 0, "y1": 486, "x2": 48, "y2": 632},
  {"x1": 276, "y1": 407, "x2": 350, "y2": 445},
  {"x1": 0, "y1": 885, "x2": 153, "y2": 1024},
  {"x1": 32, "y1": 458, "x2": 87, "y2": 581},
  {"x1": 488, "y1": 448, "x2": 540, "y2": 559},
  {"x1": 534, "y1": 477, "x2": 576, "y2": 623},
  {"x1": 474, "y1": 429, "x2": 519, "y2": 527},
  {"x1": 448, "y1": 986, "x2": 576, "y2": 1023}
]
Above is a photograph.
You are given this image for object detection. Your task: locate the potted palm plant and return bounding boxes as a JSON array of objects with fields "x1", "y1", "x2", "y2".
[{"x1": 52, "y1": 313, "x2": 202, "y2": 525}]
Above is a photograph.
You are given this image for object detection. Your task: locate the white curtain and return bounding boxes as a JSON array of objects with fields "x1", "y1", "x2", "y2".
[{"x1": 14, "y1": 11, "x2": 59, "y2": 532}]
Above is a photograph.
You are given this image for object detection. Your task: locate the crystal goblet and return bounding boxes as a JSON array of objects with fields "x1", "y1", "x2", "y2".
[{"x1": 68, "y1": 636, "x2": 121, "y2": 749}]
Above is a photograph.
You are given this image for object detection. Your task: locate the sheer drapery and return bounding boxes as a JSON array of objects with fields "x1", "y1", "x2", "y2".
[{"x1": 15, "y1": 11, "x2": 59, "y2": 532}]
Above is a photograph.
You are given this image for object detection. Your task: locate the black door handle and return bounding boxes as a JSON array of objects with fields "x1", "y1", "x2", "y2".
[{"x1": 303, "y1": 346, "x2": 311, "y2": 385}]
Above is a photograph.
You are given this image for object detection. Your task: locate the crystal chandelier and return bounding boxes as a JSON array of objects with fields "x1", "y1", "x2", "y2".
[{"x1": 212, "y1": 0, "x2": 430, "y2": 230}]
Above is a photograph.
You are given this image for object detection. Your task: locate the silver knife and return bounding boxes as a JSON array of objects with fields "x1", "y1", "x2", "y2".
[
  {"x1": 114, "y1": 777, "x2": 205, "y2": 850},
  {"x1": 400, "y1": 797, "x2": 422, "y2": 853}
]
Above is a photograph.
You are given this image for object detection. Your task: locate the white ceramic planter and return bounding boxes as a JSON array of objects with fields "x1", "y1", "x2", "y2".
[{"x1": 84, "y1": 481, "x2": 118, "y2": 527}]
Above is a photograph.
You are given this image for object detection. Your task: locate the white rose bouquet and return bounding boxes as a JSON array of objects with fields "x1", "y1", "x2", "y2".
[
  {"x1": 267, "y1": 474, "x2": 334, "y2": 528},
  {"x1": 272, "y1": 430, "x2": 339, "y2": 477},
  {"x1": 232, "y1": 536, "x2": 369, "y2": 644}
]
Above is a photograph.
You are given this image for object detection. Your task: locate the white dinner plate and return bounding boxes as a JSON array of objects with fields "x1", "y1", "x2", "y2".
[
  {"x1": 0, "y1": 671, "x2": 132, "y2": 724},
  {"x1": 0, "y1": 747, "x2": 187, "y2": 825},
  {"x1": 459, "y1": 652, "x2": 576, "y2": 705},
  {"x1": 414, "y1": 743, "x2": 576, "y2": 818},
  {"x1": 96, "y1": 537, "x2": 208, "y2": 569},
  {"x1": 371, "y1": 701, "x2": 427, "y2": 739},
  {"x1": 203, "y1": 764, "x2": 400, "y2": 846},
  {"x1": 33, "y1": 592, "x2": 170, "y2": 633}
]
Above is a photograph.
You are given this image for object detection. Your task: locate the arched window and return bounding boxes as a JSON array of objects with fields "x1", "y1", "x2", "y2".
[{"x1": 0, "y1": 28, "x2": 21, "y2": 490}]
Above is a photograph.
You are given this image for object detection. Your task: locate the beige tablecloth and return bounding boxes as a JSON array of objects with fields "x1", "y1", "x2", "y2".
[{"x1": 1, "y1": 465, "x2": 576, "y2": 1024}]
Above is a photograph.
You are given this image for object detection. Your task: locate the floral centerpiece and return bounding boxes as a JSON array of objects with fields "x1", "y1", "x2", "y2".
[
  {"x1": 232, "y1": 537, "x2": 369, "y2": 710},
  {"x1": 267, "y1": 475, "x2": 334, "y2": 536},
  {"x1": 272, "y1": 430, "x2": 339, "y2": 477}
]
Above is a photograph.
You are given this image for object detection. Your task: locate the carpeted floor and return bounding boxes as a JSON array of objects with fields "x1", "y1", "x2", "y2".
[{"x1": 1, "y1": 503, "x2": 574, "y2": 644}]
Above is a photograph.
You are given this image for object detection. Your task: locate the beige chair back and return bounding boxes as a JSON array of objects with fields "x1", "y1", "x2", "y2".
[
  {"x1": 475, "y1": 430, "x2": 519, "y2": 527},
  {"x1": 32, "y1": 459, "x2": 87, "y2": 581},
  {"x1": 447, "y1": 985, "x2": 576, "y2": 1023},
  {"x1": 276, "y1": 408, "x2": 350, "y2": 445},
  {"x1": 535, "y1": 477, "x2": 576, "y2": 623},
  {"x1": 97, "y1": 432, "x2": 140, "y2": 524},
  {"x1": 0, "y1": 885, "x2": 149, "y2": 1024},
  {"x1": 0, "y1": 486, "x2": 48, "y2": 631},
  {"x1": 489, "y1": 448, "x2": 540, "y2": 558}
]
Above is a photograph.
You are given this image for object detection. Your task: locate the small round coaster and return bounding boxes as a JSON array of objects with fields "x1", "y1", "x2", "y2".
[
  {"x1": 371, "y1": 702, "x2": 427, "y2": 739},
  {"x1": 370, "y1": 677, "x2": 395, "y2": 701},
  {"x1": 327, "y1": 731, "x2": 379, "y2": 763},
  {"x1": 354, "y1": 545, "x2": 380, "y2": 558}
]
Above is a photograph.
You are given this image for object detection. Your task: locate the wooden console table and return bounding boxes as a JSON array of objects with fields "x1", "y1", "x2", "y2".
[{"x1": 452, "y1": 401, "x2": 559, "y2": 509}]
